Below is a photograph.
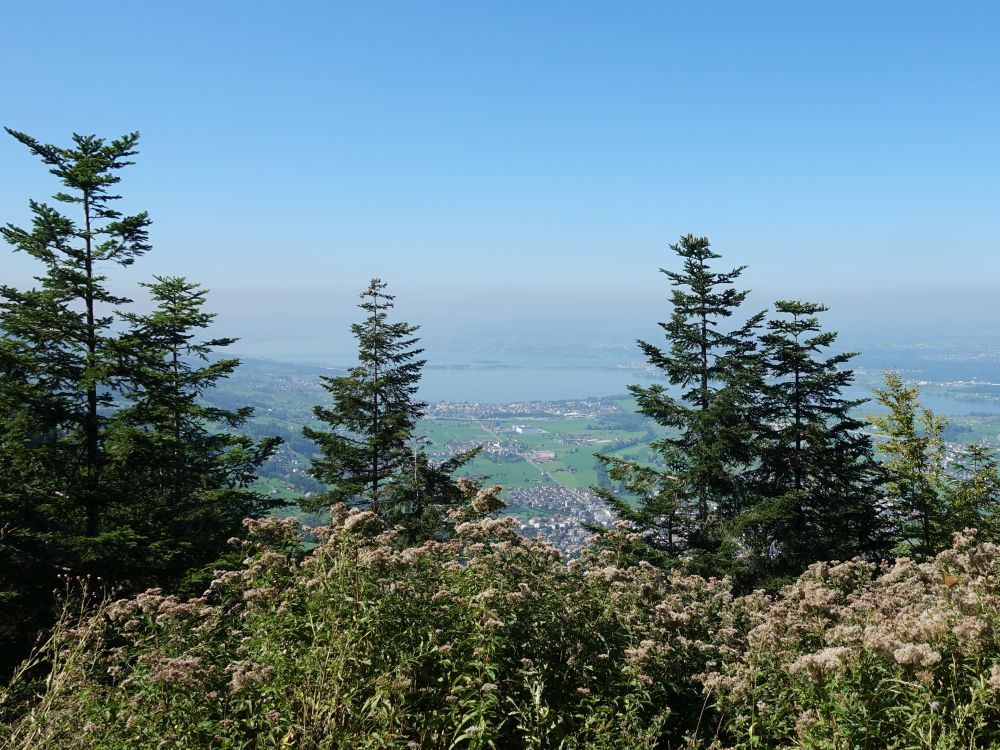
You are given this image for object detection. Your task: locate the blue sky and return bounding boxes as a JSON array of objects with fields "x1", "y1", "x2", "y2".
[{"x1": 3, "y1": 1, "x2": 1000, "y2": 355}]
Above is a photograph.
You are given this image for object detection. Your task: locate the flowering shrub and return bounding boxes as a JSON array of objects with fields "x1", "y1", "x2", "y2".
[
  {"x1": 0, "y1": 506, "x2": 736, "y2": 749},
  {"x1": 706, "y1": 529, "x2": 1000, "y2": 748},
  {"x1": 5, "y1": 517, "x2": 1000, "y2": 749}
]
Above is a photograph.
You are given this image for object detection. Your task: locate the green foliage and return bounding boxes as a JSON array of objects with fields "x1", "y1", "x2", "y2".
[
  {"x1": 304, "y1": 278, "x2": 478, "y2": 538},
  {"x1": 0, "y1": 129, "x2": 152, "y2": 670},
  {"x1": 0, "y1": 129, "x2": 150, "y2": 543},
  {"x1": 872, "y1": 373, "x2": 1000, "y2": 559},
  {"x1": 707, "y1": 530, "x2": 1000, "y2": 748},
  {"x1": 591, "y1": 458, "x2": 690, "y2": 565},
  {"x1": 597, "y1": 248, "x2": 896, "y2": 589},
  {"x1": 8, "y1": 521, "x2": 1000, "y2": 748},
  {"x1": 872, "y1": 373, "x2": 958, "y2": 558},
  {"x1": 595, "y1": 234, "x2": 765, "y2": 575},
  {"x1": 0, "y1": 510, "x2": 739, "y2": 749},
  {"x1": 381, "y1": 447, "x2": 485, "y2": 544},
  {"x1": 0, "y1": 131, "x2": 279, "y2": 672},
  {"x1": 304, "y1": 278, "x2": 427, "y2": 512},
  {"x1": 948, "y1": 443, "x2": 1000, "y2": 540},
  {"x1": 107, "y1": 276, "x2": 282, "y2": 589},
  {"x1": 737, "y1": 300, "x2": 888, "y2": 588}
]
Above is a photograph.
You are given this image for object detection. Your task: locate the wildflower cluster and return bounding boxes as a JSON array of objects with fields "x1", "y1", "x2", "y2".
[
  {"x1": 707, "y1": 529, "x2": 1000, "y2": 747},
  {"x1": 1, "y1": 510, "x2": 733, "y2": 749},
  {"x1": 5, "y1": 522, "x2": 1000, "y2": 748}
]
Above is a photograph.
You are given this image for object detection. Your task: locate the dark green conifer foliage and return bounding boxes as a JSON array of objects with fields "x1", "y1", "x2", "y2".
[
  {"x1": 109, "y1": 276, "x2": 282, "y2": 587},
  {"x1": 0, "y1": 329, "x2": 67, "y2": 668},
  {"x1": 594, "y1": 235, "x2": 765, "y2": 572},
  {"x1": 381, "y1": 446, "x2": 483, "y2": 544},
  {"x1": 0, "y1": 129, "x2": 151, "y2": 550},
  {"x1": 740, "y1": 300, "x2": 886, "y2": 586},
  {"x1": 0, "y1": 129, "x2": 152, "y2": 672},
  {"x1": 305, "y1": 279, "x2": 477, "y2": 533},
  {"x1": 0, "y1": 131, "x2": 279, "y2": 670},
  {"x1": 590, "y1": 459, "x2": 692, "y2": 566}
]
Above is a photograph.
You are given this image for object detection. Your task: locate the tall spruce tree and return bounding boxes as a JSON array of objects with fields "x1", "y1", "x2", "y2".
[
  {"x1": 108, "y1": 276, "x2": 282, "y2": 588},
  {"x1": 0, "y1": 130, "x2": 153, "y2": 672},
  {"x1": 0, "y1": 130, "x2": 150, "y2": 552},
  {"x1": 304, "y1": 279, "x2": 477, "y2": 533},
  {"x1": 0, "y1": 131, "x2": 279, "y2": 670},
  {"x1": 739, "y1": 300, "x2": 886, "y2": 586},
  {"x1": 594, "y1": 235, "x2": 764, "y2": 573}
]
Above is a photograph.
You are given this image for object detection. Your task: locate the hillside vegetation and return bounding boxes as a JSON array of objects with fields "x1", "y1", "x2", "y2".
[{"x1": 3, "y1": 509, "x2": 1000, "y2": 748}]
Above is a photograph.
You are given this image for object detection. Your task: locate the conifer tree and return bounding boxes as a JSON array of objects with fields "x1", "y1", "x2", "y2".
[
  {"x1": 594, "y1": 235, "x2": 765, "y2": 572},
  {"x1": 108, "y1": 276, "x2": 282, "y2": 587},
  {"x1": 304, "y1": 279, "x2": 477, "y2": 533},
  {"x1": 0, "y1": 331, "x2": 67, "y2": 671},
  {"x1": 381, "y1": 447, "x2": 483, "y2": 543},
  {"x1": 739, "y1": 301, "x2": 886, "y2": 585},
  {"x1": 0, "y1": 131, "x2": 279, "y2": 668},
  {"x1": 948, "y1": 443, "x2": 1000, "y2": 540},
  {"x1": 590, "y1": 459, "x2": 692, "y2": 565},
  {"x1": 872, "y1": 373, "x2": 1000, "y2": 556},
  {"x1": 870, "y1": 372, "x2": 950, "y2": 558},
  {"x1": 0, "y1": 129, "x2": 150, "y2": 568}
]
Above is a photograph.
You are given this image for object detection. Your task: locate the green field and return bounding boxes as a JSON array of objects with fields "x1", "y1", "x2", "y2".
[
  {"x1": 460, "y1": 458, "x2": 553, "y2": 487},
  {"x1": 420, "y1": 419, "x2": 493, "y2": 445},
  {"x1": 415, "y1": 413, "x2": 664, "y2": 494}
]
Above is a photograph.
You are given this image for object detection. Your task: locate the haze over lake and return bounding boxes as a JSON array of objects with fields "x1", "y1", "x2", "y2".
[{"x1": 231, "y1": 337, "x2": 1000, "y2": 415}]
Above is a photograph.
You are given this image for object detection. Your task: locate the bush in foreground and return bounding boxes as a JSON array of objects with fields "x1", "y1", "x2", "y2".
[
  {"x1": 4, "y1": 515, "x2": 1000, "y2": 749},
  {"x1": 0, "y1": 509, "x2": 735, "y2": 749},
  {"x1": 706, "y1": 529, "x2": 1000, "y2": 749}
]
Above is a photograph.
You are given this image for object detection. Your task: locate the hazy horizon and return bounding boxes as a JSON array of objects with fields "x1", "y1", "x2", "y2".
[
  {"x1": 214, "y1": 282, "x2": 1000, "y2": 365},
  {"x1": 4, "y1": 2, "x2": 999, "y2": 357}
]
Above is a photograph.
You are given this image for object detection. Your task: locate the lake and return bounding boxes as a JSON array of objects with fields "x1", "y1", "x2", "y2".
[{"x1": 412, "y1": 351, "x2": 1000, "y2": 415}]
